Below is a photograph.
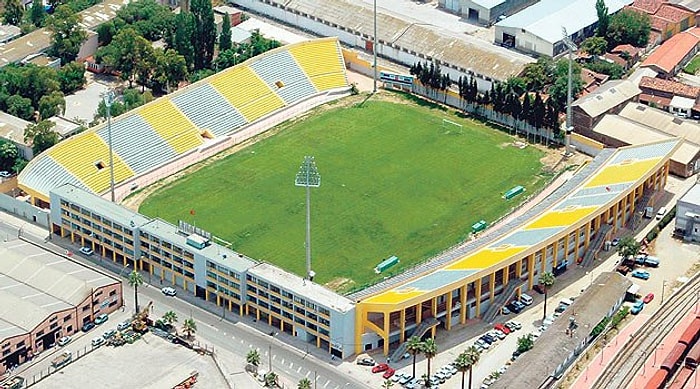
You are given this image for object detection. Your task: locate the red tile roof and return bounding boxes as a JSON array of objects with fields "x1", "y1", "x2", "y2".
[
  {"x1": 655, "y1": 4, "x2": 694, "y2": 23},
  {"x1": 641, "y1": 30, "x2": 700, "y2": 73},
  {"x1": 639, "y1": 93, "x2": 672, "y2": 107},
  {"x1": 651, "y1": 15, "x2": 669, "y2": 31},
  {"x1": 639, "y1": 76, "x2": 700, "y2": 98},
  {"x1": 603, "y1": 53, "x2": 628, "y2": 66},
  {"x1": 630, "y1": 0, "x2": 664, "y2": 13},
  {"x1": 611, "y1": 44, "x2": 642, "y2": 57}
]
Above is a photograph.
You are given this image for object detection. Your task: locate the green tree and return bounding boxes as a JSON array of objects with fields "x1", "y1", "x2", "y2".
[
  {"x1": 464, "y1": 346, "x2": 480, "y2": 389},
  {"x1": 2, "y1": 0, "x2": 24, "y2": 26},
  {"x1": 540, "y1": 272, "x2": 556, "y2": 321},
  {"x1": 190, "y1": 0, "x2": 216, "y2": 70},
  {"x1": 297, "y1": 378, "x2": 312, "y2": 389},
  {"x1": 98, "y1": 28, "x2": 154, "y2": 88},
  {"x1": 47, "y1": 5, "x2": 88, "y2": 65},
  {"x1": 58, "y1": 61, "x2": 86, "y2": 93},
  {"x1": 29, "y1": 0, "x2": 47, "y2": 27},
  {"x1": 162, "y1": 310, "x2": 178, "y2": 326},
  {"x1": 0, "y1": 139, "x2": 19, "y2": 171},
  {"x1": 382, "y1": 379, "x2": 394, "y2": 389},
  {"x1": 25, "y1": 65, "x2": 61, "y2": 107},
  {"x1": 170, "y1": 11, "x2": 195, "y2": 70},
  {"x1": 606, "y1": 9, "x2": 651, "y2": 48},
  {"x1": 517, "y1": 334, "x2": 534, "y2": 353},
  {"x1": 219, "y1": 12, "x2": 232, "y2": 52},
  {"x1": 406, "y1": 336, "x2": 423, "y2": 379},
  {"x1": 38, "y1": 91, "x2": 66, "y2": 120},
  {"x1": 182, "y1": 317, "x2": 197, "y2": 338},
  {"x1": 246, "y1": 349, "x2": 261, "y2": 367},
  {"x1": 7, "y1": 95, "x2": 34, "y2": 121},
  {"x1": 264, "y1": 371, "x2": 277, "y2": 387},
  {"x1": 584, "y1": 59, "x2": 625, "y2": 79},
  {"x1": 596, "y1": 0, "x2": 609, "y2": 37},
  {"x1": 581, "y1": 36, "x2": 608, "y2": 56},
  {"x1": 422, "y1": 338, "x2": 438, "y2": 387},
  {"x1": 13, "y1": 157, "x2": 27, "y2": 174},
  {"x1": 549, "y1": 59, "x2": 583, "y2": 112},
  {"x1": 616, "y1": 236, "x2": 641, "y2": 260},
  {"x1": 128, "y1": 269, "x2": 144, "y2": 312},
  {"x1": 152, "y1": 48, "x2": 188, "y2": 93},
  {"x1": 454, "y1": 351, "x2": 470, "y2": 389},
  {"x1": 505, "y1": 76, "x2": 527, "y2": 96},
  {"x1": 24, "y1": 120, "x2": 59, "y2": 155}
]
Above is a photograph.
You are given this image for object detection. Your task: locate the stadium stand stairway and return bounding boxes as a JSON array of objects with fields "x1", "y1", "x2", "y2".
[
  {"x1": 389, "y1": 317, "x2": 440, "y2": 363},
  {"x1": 631, "y1": 190, "x2": 654, "y2": 231},
  {"x1": 581, "y1": 224, "x2": 612, "y2": 268},
  {"x1": 482, "y1": 279, "x2": 523, "y2": 324}
]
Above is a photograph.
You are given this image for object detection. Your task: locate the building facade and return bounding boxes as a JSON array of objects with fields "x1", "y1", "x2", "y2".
[{"x1": 675, "y1": 184, "x2": 700, "y2": 242}]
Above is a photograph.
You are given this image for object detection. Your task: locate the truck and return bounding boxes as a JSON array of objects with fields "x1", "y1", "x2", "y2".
[
  {"x1": 644, "y1": 206, "x2": 654, "y2": 219},
  {"x1": 51, "y1": 351, "x2": 72, "y2": 369}
]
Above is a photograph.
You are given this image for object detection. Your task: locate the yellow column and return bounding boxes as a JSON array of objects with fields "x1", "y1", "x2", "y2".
[
  {"x1": 630, "y1": 188, "x2": 637, "y2": 214},
  {"x1": 621, "y1": 195, "x2": 628, "y2": 225},
  {"x1": 245, "y1": 304, "x2": 249, "y2": 316},
  {"x1": 317, "y1": 337, "x2": 321, "y2": 348},
  {"x1": 280, "y1": 319, "x2": 283, "y2": 331},
  {"x1": 183, "y1": 279, "x2": 187, "y2": 291},
  {"x1": 446, "y1": 292, "x2": 453, "y2": 330},
  {"x1": 475, "y1": 279, "x2": 482, "y2": 318},
  {"x1": 205, "y1": 290, "x2": 209, "y2": 301},
  {"x1": 431, "y1": 296, "x2": 437, "y2": 318},
  {"x1": 574, "y1": 227, "x2": 581, "y2": 260},
  {"x1": 584, "y1": 220, "x2": 592, "y2": 250},
  {"x1": 240, "y1": 304, "x2": 244, "y2": 316},
  {"x1": 552, "y1": 240, "x2": 559, "y2": 268},
  {"x1": 256, "y1": 308, "x2": 260, "y2": 321},
  {"x1": 563, "y1": 234, "x2": 570, "y2": 266},
  {"x1": 489, "y1": 273, "x2": 496, "y2": 302},
  {"x1": 515, "y1": 259, "x2": 522, "y2": 279},
  {"x1": 528, "y1": 254, "x2": 535, "y2": 290},
  {"x1": 594, "y1": 214, "x2": 601, "y2": 231},
  {"x1": 416, "y1": 304, "x2": 422, "y2": 325},
  {"x1": 399, "y1": 309, "x2": 406, "y2": 343},
  {"x1": 459, "y1": 284, "x2": 467, "y2": 324},
  {"x1": 216, "y1": 295, "x2": 220, "y2": 306},
  {"x1": 228, "y1": 300, "x2": 232, "y2": 311},
  {"x1": 383, "y1": 312, "x2": 390, "y2": 356},
  {"x1": 268, "y1": 312, "x2": 272, "y2": 326},
  {"x1": 503, "y1": 266, "x2": 510, "y2": 286},
  {"x1": 613, "y1": 202, "x2": 620, "y2": 232}
]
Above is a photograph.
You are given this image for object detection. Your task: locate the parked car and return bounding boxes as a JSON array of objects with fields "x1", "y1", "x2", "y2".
[
  {"x1": 631, "y1": 269, "x2": 650, "y2": 280},
  {"x1": 555, "y1": 304, "x2": 567, "y2": 313},
  {"x1": 511, "y1": 350, "x2": 522, "y2": 361},
  {"x1": 391, "y1": 372, "x2": 407, "y2": 382},
  {"x1": 94, "y1": 313, "x2": 108, "y2": 325},
  {"x1": 371, "y1": 363, "x2": 389, "y2": 373},
  {"x1": 399, "y1": 374, "x2": 412, "y2": 385},
  {"x1": 356, "y1": 357, "x2": 375, "y2": 366},
  {"x1": 631, "y1": 300, "x2": 645, "y2": 315},
  {"x1": 475, "y1": 339, "x2": 490, "y2": 349},
  {"x1": 480, "y1": 334, "x2": 495, "y2": 344},
  {"x1": 512, "y1": 300, "x2": 526, "y2": 311},
  {"x1": 644, "y1": 257, "x2": 660, "y2": 267},
  {"x1": 643, "y1": 293, "x2": 655, "y2": 304},
  {"x1": 519, "y1": 293, "x2": 533, "y2": 306},
  {"x1": 102, "y1": 329, "x2": 117, "y2": 339},
  {"x1": 501, "y1": 305, "x2": 511, "y2": 315},
  {"x1": 117, "y1": 321, "x2": 131, "y2": 331},
  {"x1": 507, "y1": 301, "x2": 522, "y2": 314},
  {"x1": 161, "y1": 286, "x2": 177, "y2": 296},
  {"x1": 91, "y1": 337, "x2": 105, "y2": 347},
  {"x1": 382, "y1": 367, "x2": 395, "y2": 379},
  {"x1": 656, "y1": 207, "x2": 667, "y2": 220},
  {"x1": 611, "y1": 238, "x2": 620, "y2": 246},
  {"x1": 507, "y1": 321, "x2": 522, "y2": 330},
  {"x1": 79, "y1": 246, "x2": 94, "y2": 256},
  {"x1": 81, "y1": 322, "x2": 95, "y2": 332},
  {"x1": 491, "y1": 330, "x2": 506, "y2": 340},
  {"x1": 494, "y1": 323, "x2": 511, "y2": 335},
  {"x1": 616, "y1": 265, "x2": 631, "y2": 275},
  {"x1": 533, "y1": 284, "x2": 546, "y2": 295},
  {"x1": 57, "y1": 336, "x2": 71, "y2": 346},
  {"x1": 0, "y1": 171, "x2": 11, "y2": 178}
]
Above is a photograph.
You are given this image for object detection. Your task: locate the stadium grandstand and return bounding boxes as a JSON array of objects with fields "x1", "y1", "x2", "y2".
[{"x1": 18, "y1": 37, "x2": 349, "y2": 206}]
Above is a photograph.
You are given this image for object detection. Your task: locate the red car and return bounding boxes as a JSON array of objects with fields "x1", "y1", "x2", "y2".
[
  {"x1": 494, "y1": 323, "x2": 511, "y2": 335},
  {"x1": 372, "y1": 363, "x2": 389, "y2": 373},
  {"x1": 382, "y1": 367, "x2": 396, "y2": 379},
  {"x1": 643, "y1": 293, "x2": 655, "y2": 304}
]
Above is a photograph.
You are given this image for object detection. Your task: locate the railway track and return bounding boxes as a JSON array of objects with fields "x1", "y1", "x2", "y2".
[{"x1": 593, "y1": 273, "x2": 700, "y2": 389}]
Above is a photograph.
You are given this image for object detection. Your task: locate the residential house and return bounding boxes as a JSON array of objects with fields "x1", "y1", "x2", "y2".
[
  {"x1": 640, "y1": 27, "x2": 700, "y2": 77},
  {"x1": 628, "y1": 0, "x2": 695, "y2": 45},
  {"x1": 638, "y1": 76, "x2": 700, "y2": 115},
  {"x1": 571, "y1": 79, "x2": 641, "y2": 134}
]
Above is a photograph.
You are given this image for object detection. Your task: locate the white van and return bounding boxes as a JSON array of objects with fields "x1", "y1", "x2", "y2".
[
  {"x1": 520, "y1": 293, "x2": 533, "y2": 306},
  {"x1": 560, "y1": 298, "x2": 574, "y2": 307},
  {"x1": 656, "y1": 207, "x2": 667, "y2": 220}
]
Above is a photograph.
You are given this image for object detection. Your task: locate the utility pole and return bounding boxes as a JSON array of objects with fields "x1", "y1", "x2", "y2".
[
  {"x1": 268, "y1": 344, "x2": 272, "y2": 373},
  {"x1": 104, "y1": 90, "x2": 116, "y2": 202},
  {"x1": 562, "y1": 28, "x2": 577, "y2": 157},
  {"x1": 373, "y1": 0, "x2": 377, "y2": 93},
  {"x1": 295, "y1": 156, "x2": 321, "y2": 281}
]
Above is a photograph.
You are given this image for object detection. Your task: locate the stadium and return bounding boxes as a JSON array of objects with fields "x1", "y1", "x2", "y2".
[{"x1": 17, "y1": 37, "x2": 679, "y2": 359}]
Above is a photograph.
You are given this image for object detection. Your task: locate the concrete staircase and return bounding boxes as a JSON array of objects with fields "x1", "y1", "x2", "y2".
[
  {"x1": 388, "y1": 317, "x2": 439, "y2": 363},
  {"x1": 581, "y1": 224, "x2": 612, "y2": 267},
  {"x1": 482, "y1": 279, "x2": 522, "y2": 324}
]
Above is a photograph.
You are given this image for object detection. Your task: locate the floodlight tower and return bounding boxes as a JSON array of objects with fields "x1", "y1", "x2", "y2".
[
  {"x1": 562, "y1": 28, "x2": 577, "y2": 156},
  {"x1": 295, "y1": 156, "x2": 321, "y2": 281},
  {"x1": 373, "y1": 0, "x2": 378, "y2": 93},
  {"x1": 103, "y1": 90, "x2": 116, "y2": 202}
]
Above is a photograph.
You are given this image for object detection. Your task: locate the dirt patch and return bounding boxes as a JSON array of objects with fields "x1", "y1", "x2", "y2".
[{"x1": 325, "y1": 277, "x2": 355, "y2": 293}]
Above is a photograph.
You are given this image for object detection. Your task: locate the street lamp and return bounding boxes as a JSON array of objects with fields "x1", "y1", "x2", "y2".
[
  {"x1": 373, "y1": 0, "x2": 377, "y2": 93},
  {"x1": 561, "y1": 28, "x2": 577, "y2": 156},
  {"x1": 295, "y1": 156, "x2": 321, "y2": 281},
  {"x1": 661, "y1": 280, "x2": 668, "y2": 304},
  {"x1": 103, "y1": 90, "x2": 116, "y2": 202}
]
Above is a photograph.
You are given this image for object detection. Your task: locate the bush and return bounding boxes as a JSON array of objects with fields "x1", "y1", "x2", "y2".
[
  {"x1": 591, "y1": 316, "x2": 611, "y2": 337},
  {"x1": 646, "y1": 206, "x2": 676, "y2": 242},
  {"x1": 611, "y1": 306, "x2": 629, "y2": 329}
]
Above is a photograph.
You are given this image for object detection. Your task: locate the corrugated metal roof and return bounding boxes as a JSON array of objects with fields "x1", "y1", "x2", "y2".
[
  {"x1": 572, "y1": 80, "x2": 641, "y2": 117},
  {"x1": 496, "y1": 0, "x2": 632, "y2": 44}
]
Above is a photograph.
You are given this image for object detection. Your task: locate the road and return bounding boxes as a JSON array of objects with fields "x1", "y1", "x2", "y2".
[{"x1": 0, "y1": 216, "x2": 369, "y2": 389}]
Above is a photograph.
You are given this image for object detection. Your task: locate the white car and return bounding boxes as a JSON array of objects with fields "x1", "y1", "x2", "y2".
[
  {"x1": 161, "y1": 286, "x2": 176, "y2": 296},
  {"x1": 79, "y1": 246, "x2": 94, "y2": 256},
  {"x1": 91, "y1": 337, "x2": 105, "y2": 347},
  {"x1": 57, "y1": 336, "x2": 71, "y2": 346},
  {"x1": 0, "y1": 171, "x2": 11, "y2": 178},
  {"x1": 491, "y1": 330, "x2": 506, "y2": 340}
]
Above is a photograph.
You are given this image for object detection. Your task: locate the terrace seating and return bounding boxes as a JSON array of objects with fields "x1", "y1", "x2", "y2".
[
  {"x1": 138, "y1": 99, "x2": 203, "y2": 154},
  {"x1": 47, "y1": 133, "x2": 134, "y2": 194},
  {"x1": 19, "y1": 156, "x2": 88, "y2": 196},
  {"x1": 170, "y1": 84, "x2": 248, "y2": 137},
  {"x1": 249, "y1": 50, "x2": 318, "y2": 105},
  {"x1": 210, "y1": 66, "x2": 285, "y2": 122},
  {"x1": 95, "y1": 115, "x2": 178, "y2": 174},
  {"x1": 288, "y1": 39, "x2": 348, "y2": 91}
]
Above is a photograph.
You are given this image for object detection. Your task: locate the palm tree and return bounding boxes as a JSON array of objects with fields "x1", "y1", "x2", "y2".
[
  {"x1": 464, "y1": 346, "x2": 480, "y2": 389},
  {"x1": 128, "y1": 270, "x2": 143, "y2": 312},
  {"x1": 382, "y1": 379, "x2": 394, "y2": 389},
  {"x1": 422, "y1": 338, "x2": 438, "y2": 387},
  {"x1": 297, "y1": 377, "x2": 312, "y2": 389},
  {"x1": 265, "y1": 371, "x2": 278, "y2": 387},
  {"x1": 163, "y1": 310, "x2": 178, "y2": 327},
  {"x1": 454, "y1": 352, "x2": 470, "y2": 389},
  {"x1": 406, "y1": 336, "x2": 423, "y2": 379},
  {"x1": 182, "y1": 317, "x2": 197, "y2": 338},
  {"x1": 247, "y1": 349, "x2": 261, "y2": 367},
  {"x1": 540, "y1": 272, "x2": 556, "y2": 321}
]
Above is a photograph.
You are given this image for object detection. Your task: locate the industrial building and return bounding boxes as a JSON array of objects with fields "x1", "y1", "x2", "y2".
[{"x1": 675, "y1": 183, "x2": 700, "y2": 242}]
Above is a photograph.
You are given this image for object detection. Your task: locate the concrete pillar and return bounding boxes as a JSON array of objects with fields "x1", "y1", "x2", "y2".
[
  {"x1": 552, "y1": 239, "x2": 559, "y2": 268},
  {"x1": 460, "y1": 284, "x2": 467, "y2": 324},
  {"x1": 416, "y1": 303, "x2": 422, "y2": 325},
  {"x1": 528, "y1": 253, "x2": 535, "y2": 290},
  {"x1": 446, "y1": 293, "x2": 453, "y2": 330},
  {"x1": 515, "y1": 259, "x2": 522, "y2": 279},
  {"x1": 383, "y1": 312, "x2": 390, "y2": 356},
  {"x1": 584, "y1": 220, "x2": 592, "y2": 250},
  {"x1": 475, "y1": 279, "x2": 482, "y2": 318},
  {"x1": 399, "y1": 309, "x2": 406, "y2": 343},
  {"x1": 489, "y1": 273, "x2": 496, "y2": 302}
]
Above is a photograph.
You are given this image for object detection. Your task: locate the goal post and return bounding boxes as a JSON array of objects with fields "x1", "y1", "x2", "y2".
[{"x1": 441, "y1": 119, "x2": 463, "y2": 134}]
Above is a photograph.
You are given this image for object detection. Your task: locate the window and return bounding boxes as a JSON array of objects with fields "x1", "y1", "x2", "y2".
[
  {"x1": 50, "y1": 323, "x2": 58, "y2": 329},
  {"x1": 82, "y1": 305, "x2": 90, "y2": 312},
  {"x1": 64, "y1": 315, "x2": 72, "y2": 322},
  {"x1": 109, "y1": 290, "x2": 116, "y2": 296}
]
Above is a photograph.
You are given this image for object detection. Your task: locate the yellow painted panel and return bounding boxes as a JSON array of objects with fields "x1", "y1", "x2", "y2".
[
  {"x1": 48, "y1": 132, "x2": 134, "y2": 193},
  {"x1": 446, "y1": 246, "x2": 527, "y2": 271},
  {"x1": 237, "y1": 92, "x2": 285, "y2": 123},
  {"x1": 585, "y1": 159, "x2": 660, "y2": 188},
  {"x1": 288, "y1": 39, "x2": 347, "y2": 91},
  {"x1": 139, "y1": 100, "x2": 201, "y2": 154},
  {"x1": 361, "y1": 290, "x2": 425, "y2": 306},
  {"x1": 525, "y1": 207, "x2": 597, "y2": 230},
  {"x1": 210, "y1": 66, "x2": 283, "y2": 117}
]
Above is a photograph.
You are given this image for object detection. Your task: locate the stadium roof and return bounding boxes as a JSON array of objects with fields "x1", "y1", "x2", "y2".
[
  {"x1": 275, "y1": 0, "x2": 533, "y2": 81},
  {"x1": 52, "y1": 184, "x2": 150, "y2": 228},
  {"x1": 0, "y1": 240, "x2": 117, "y2": 335},
  {"x1": 249, "y1": 263, "x2": 354, "y2": 313},
  {"x1": 572, "y1": 80, "x2": 641, "y2": 118},
  {"x1": 493, "y1": 272, "x2": 632, "y2": 388},
  {"x1": 495, "y1": 0, "x2": 632, "y2": 44},
  {"x1": 354, "y1": 139, "x2": 679, "y2": 305},
  {"x1": 679, "y1": 183, "x2": 700, "y2": 205},
  {"x1": 0, "y1": 0, "x2": 127, "y2": 67}
]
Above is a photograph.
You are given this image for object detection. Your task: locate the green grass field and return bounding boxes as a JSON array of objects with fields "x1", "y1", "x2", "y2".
[{"x1": 139, "y1": 95, "x2": 548, "y2": 292}]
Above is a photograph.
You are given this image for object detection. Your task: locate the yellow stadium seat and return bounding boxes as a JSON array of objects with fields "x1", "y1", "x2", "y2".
[
  {"x1": 288, "y1": 39, "x2": 348, "y2": 91},
  {"x1": 139, "y1": 99, "x2": 203, "y2": 154},
  {"x1": 210, "y1": 66, "x2": 285, "y2": 122}
]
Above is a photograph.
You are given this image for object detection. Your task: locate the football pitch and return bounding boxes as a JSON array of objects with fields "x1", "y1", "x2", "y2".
[{"x1": 139, "y1": 95, "x2": 548, "y2": 293}]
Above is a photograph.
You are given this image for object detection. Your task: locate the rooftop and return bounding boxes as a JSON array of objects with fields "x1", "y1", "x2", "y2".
[
  {"x1": 619, "y1": 102, "x2": 700, "y2": 144},
  {"x1": 493, "y1": 272, "x2": 632, "y2": 388},
  {"x1": 51, "y1": 183, "x2": 150, "y2": 228},
  {"x1": 213, "y1": 5, "x2": 242, "y2": 14},
  {"x1": 495, "y1": 0, "x2": 632, "y2": 44},
  {"x1": 630, "y1": 0, "x2": 664, "y2": 13},
  {"x1": 48, "y1": 116, "x2": 82, "y2": 138},
  {"x1": 669, "y1": 0, "x2": 700, "y2": 12},
  {"x1": 638, "y1": 76, "x2": 700, "y2": 98},
  {"x1": 655, "y1": 3, "x2": 694, "y2": 23},
  {"x1": 237, "y1": 18, "x2": 308, "y2": 45},
  {"x1": 249, "y1": 263, "x2": 354, "y2": 313},
  {"x1": 679, "y1": 183, "x2": 700, "y2": 205},
  {"x1": 572, "y1": 79, "x2": 641, "y2": 118},
  {"x1": 641, "y1": 28, "x2": 700, "y2": 74},
  {"x1": 611, "y1": 44, "x2": 642, "y2": 56},
  {"x1": 0, "y1": 110, "x2": 31, "y2": 146},
  {"x1": 0, "y1": 24, "x2": 21, "y2": 44}
]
